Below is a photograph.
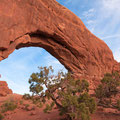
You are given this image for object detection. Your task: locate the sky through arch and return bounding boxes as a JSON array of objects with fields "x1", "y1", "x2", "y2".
[{"x1": 0, "y1": 47, "x2": 67, "y2": 94}]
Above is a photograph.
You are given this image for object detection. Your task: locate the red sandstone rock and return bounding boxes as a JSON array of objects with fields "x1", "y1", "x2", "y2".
[
  {"x1": 0, "y1": 81, "x2": 7, "y2": 86},
  {"x1": 0, "y1": 0, "x2": 119, "y2": 79},
  {"x1": 0, "y1": 81, "x2": 13, "y2": 96}
]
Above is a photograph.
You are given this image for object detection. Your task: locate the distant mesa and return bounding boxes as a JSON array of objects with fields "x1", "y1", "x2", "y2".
[{"x1": 0, "y1": 81, "x2": 13, "y2": 96}]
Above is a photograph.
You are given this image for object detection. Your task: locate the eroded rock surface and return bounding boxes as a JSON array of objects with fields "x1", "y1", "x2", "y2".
[
  {"x1": 0, "y1": 0, "x2": 118, "y2": 78},
  {"x1": 0, "y1": 81, "x2": 13, "y2": 96}
]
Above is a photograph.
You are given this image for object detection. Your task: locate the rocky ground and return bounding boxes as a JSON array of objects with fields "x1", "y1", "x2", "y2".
[
  {"x1": 0, "y1": 81, "x2": 119, "y2": 120},
  {"x1": 0, "y1": 94, "x2": 119, "y2": 120},
  {"x1": 0, "y1": 94, "x2": 62, "y2": 120}
]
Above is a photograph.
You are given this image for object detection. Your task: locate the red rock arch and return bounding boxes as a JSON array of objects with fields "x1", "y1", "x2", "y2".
[{"x1": 0, "y1": 0, "x2": 117, "y2": 78}]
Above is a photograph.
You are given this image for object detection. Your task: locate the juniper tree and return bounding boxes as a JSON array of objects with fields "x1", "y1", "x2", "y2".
[
  {"x1": 28, "y1": 66, "x2": 96, "y2": 120},
  {"x1": 95, "y1": 72, "x2": 120, "y2": 110}
]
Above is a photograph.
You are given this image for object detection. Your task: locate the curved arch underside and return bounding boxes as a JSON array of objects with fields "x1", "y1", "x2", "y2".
[{"x1": 0, "y1": 0, "x2": 119, "y2": 78}]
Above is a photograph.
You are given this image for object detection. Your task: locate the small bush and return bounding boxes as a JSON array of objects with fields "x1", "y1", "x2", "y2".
[
  {"x1": 25, "y1": 104, "x2": 29, "y2": 108},
  {"x1": 19, "y1": 100, "x2": 23, "y2": 105},
  {"x1": 0, "y1": 113, "x2": 4, "y2": 120},
  {"x1": 1, "y1": 100, "x2": 17, "y2": 113},
  {"x1": 95, "y1": 73, "x2": 120, "y2": 100},
  {"x1": 23, "y1": 94, "x2": 31, "y2": 100},
  {"x1": 95, "y1": 72, "x2": 120, "y2": 109},
  {"x1": 116, "y1": 99, "x2": 120, "y2": 111},
  {"x1": 24, "y1": 104, "x2": 30, "y2": 110}
]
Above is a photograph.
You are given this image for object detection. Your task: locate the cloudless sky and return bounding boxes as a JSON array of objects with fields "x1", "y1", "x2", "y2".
[{"x1": 0, "y1": 0, "x2": 120, "y2": 94}]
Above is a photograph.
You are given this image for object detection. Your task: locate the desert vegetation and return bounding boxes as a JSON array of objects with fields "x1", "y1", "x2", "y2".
[
  {"x1": 0, "y1": 66, "x2": 119, "y2": 120},
  {"x1": 24, "y1": 66, "x2": 120, "y2": 120},
  {"x1": 0, "y1": 113, "x2": 4, "y2": 120},
  {"x1": 95, "y1": 72, "x2": 120, "y2": 110},
  {"x1": 1, "y1": 98, "x2": 17, "y2": 113},
  {"x1": 27, "y1": 66, "x2": 96, "y2": 120}
]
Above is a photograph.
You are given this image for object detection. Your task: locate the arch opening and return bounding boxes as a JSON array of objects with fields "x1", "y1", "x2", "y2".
[{"x1": 0, "y1": 47, "x2": 67, "y2": 94}]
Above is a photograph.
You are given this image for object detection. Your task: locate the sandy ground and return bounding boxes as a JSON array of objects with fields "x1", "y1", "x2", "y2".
[{"x1": 0, "y1": 94, "x2": 119, "y2": 120}]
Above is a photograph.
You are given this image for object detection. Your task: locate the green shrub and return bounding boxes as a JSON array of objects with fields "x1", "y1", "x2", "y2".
[
  {"x1": 95, "y1": 72, "x2": 120, "y2": 109},
  {"x1": 23, "y1": 94, "x2": 31, "y2": 100},
  {"x1": 28, "y1": 66, "x2": 96, "y2": 120},
  {"x1": 1, "y1": 100, "x2": 17, "y2": 113},
  {"x1": 0, "y1": 113, "x2": 4, "y2": 120},
  {"x1": 25, "y1": 104, "x2": 29, "y2": 107},
  {"x1": 24, "y1": 104, "x2": 30, "y2": 110},
  {"x1": 95, "y1": 73, "x2": 120, "y2": 100},
  {"x1": 19, "y1": 100, "x2": 23, "y2": 105},
  {"x1": 116, "y1": 99, "x2": 120, "y2": 111}
]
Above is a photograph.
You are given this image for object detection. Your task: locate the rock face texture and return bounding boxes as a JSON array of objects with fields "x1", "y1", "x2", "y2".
[
  {"x1": 0, "y1": 81, "x2": 13, "y2": 96},
  {"x1": 0, "y1": 0, "x2": 118, "y2": 78}
]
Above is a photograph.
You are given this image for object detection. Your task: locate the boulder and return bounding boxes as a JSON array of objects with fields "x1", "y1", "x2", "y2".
[{"x1": 0, "y1": 81, "x2": 13, "y2": 96}]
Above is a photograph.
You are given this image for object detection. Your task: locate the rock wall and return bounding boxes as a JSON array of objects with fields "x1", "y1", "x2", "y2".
[
  {"x1": 0, "y1": 0, "x2": 119, "y2": 78},
  {"x1": 0, "y1": 81, "x2": 13, "y2": 96}
]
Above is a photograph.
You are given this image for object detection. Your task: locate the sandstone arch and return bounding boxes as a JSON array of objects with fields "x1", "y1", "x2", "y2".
[{"x1": 0, "y1": 0, "x2": 118, "y2": 78}]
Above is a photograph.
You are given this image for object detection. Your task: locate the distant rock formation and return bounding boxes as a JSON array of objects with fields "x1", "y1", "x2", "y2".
[
  {"x1": 0, "y1": 81, "x2": 13, "y2": 96},
  {"x1": 0, "y1": 0, "x2": 119, "y2": 79}
]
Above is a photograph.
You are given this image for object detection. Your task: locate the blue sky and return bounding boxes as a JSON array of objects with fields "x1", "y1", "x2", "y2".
[{"x1": 0, "y1": 0, "x2": 120, "y2": 94}]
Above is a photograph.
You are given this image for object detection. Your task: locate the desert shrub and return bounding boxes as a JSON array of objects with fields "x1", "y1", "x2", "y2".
[
  {"x1": 95, "y1": 73, "x2": 120, "y2": 99},
  {"x1": 0, "y1": 113, "x2": 4, "y2": 120},
  {"x1": 24, "y1": 104, "x2": 30, "y2": 110},
  {"x1": 28, "y1": 66, "x2": 96, "y2": 120},
  {"x1": 1, "y1": 100, "x2": 17, "y2": 113},
  {"x1": 116, "y1": 99, "x2": 120, "y2": 111},
  {"x1": 95, "y1": 72, "x2": 120, "y2": 109},
  {"x1": 19, "y1": 100, "x2": 23, "y2": 105},
  {"x1": 23, "y1": 94, "x2": 31, "y2": 100}
]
